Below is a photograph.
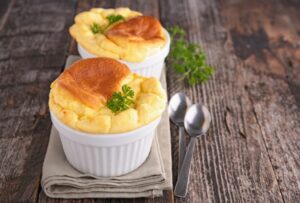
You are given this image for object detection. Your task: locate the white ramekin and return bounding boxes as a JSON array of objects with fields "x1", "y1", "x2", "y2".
[
  {"x1": 50, "y1": 111, "x2": 161, "y2": 177},
  {"x1": 78, "y1": 29, "x2": 171, "y2": 78}
]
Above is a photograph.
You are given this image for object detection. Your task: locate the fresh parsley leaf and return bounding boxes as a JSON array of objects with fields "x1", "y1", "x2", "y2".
[
  {"x1": 90, "y1": 14, "x2": 124, "y2": 34},
  {"x1": 106, "y1": 85, "x2": 135, "y2": 113},
  {"x1": 106, "y1": 14, "x2": 125, "y2": 25},
  {"x1": 122, "y1": 84, "x2": 134, "y2": 97},
  {"x1": 168, "y1": 25, "x2": 214, "y2": 85},
  {"x1": 90, "y1": 22, "x2": 101, "y2": 34}
]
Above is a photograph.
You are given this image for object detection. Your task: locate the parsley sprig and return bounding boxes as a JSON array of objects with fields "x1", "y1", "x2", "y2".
[
  {"x1": 106, "y1": 14, "x2": 125, "y2": 25},
  {"x1": 106, "y1": 85, "x2": 135, "y2": 113},
  {"x1": 90, "y1": 14, "x2": 125, "y2": 34},
  {"x1": 168, "y1": 26, "x2": 214, "y2": 85},
  {"x1": 90, "y1": 23, "x2": 101, "y2": 34}
]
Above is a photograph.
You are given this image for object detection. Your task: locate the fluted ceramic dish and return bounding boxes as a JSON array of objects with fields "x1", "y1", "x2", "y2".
[{"x1": 50, "y1": 111, "x2": 161, "y2": 177}]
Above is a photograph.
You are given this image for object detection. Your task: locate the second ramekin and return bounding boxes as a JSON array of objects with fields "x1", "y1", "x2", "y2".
[
  {"x1": 78, "y1": 29, "x2": 171, "y2": 79},
  {"x1": 50, "y1": 111, "x2": 161, "y2": 177}
]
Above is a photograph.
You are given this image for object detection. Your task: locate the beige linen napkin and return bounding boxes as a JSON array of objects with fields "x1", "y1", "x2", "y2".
[{"x1": 41, "y1": 55, "x2": 172, "y2": 199}]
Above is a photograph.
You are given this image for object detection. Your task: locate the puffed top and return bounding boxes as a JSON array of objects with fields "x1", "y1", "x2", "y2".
[
  {"x1": 49, "y1": 58, "x2": 166, "y2": 134},
  {"x1": 69, "y1": 8, "x2": 166, "y2": 62}
]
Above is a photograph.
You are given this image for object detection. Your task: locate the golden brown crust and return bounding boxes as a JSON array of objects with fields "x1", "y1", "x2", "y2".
[
  {"x1": 105, "y1": 16, "x2": 165, "y2": 42},
  {"x1": 56, "y1": 58, "x2": 131, "y2": 109}
]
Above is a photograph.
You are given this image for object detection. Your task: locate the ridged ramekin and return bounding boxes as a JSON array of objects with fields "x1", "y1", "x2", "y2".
[
  {"x1": 78, "y1": 29, "x2": 170, "y2": 78},
  {"x1": 50, "y1": 111, "x2": 161, "y2": 177}
]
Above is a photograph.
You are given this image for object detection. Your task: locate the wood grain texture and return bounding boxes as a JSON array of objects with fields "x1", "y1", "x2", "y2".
[
  {"x1": 222, "y1": 1, "x2": 300, "y2": 202},
  {"x1": 0, "y1": 0, "x2": 77, "y2": 202},
  {"x1": 160, "y1": 0, "x2": 300, "y2": 202}
]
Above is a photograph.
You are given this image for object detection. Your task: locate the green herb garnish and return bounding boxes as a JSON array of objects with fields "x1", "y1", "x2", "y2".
[
  {"x1": 168, "y1": 26, "x2": 214, "y2": 85},
  {"x1": 107, "y1": 85, "x2": 135, "y2": 113},
  {"x1": 90, "y1": 22, "x2": 101, "y2": 34},
  {"x1": 90, "y1": 14, "x2": 124, "y2": 34},
  {"x1": 106, "y1": 14, "x2": 125, "y2": 25}
]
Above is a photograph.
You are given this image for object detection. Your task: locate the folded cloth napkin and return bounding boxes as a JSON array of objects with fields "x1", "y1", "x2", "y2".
[{"x1": 41, "y1": 55, "x2": 172, "y2": 199}]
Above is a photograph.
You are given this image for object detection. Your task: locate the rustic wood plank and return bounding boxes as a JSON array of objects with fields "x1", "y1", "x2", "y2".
[
  {"x1": 0, "y1": 0, "x2": 77, "y2": 202},
  {"x1": 222, "y1": 1, "x2": 300, "y2": 202},
  {"x1": 0, "y1": 0, "x2": 13, "y2": 30},
  {"x1": 160, "y1": 0, "x2": 300, "y2": 202}
]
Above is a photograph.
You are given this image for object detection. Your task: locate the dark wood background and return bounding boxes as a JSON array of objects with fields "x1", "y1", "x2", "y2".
[{"x1": 0, "y1": 0, "x2": 299, "y2": 202}]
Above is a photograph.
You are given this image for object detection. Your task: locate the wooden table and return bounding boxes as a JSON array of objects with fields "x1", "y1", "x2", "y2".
[{"x1": 0, "y1": 0, "x2": 299, "y2": 202}]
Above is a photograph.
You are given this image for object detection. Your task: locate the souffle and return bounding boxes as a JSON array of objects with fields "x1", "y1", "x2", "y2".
[
  {"x1": 49, "y1": 58, "x2": 166, "y2": 134},
  {"x1": 69, "y1": 8, "x2": 166, "y2": 62}
]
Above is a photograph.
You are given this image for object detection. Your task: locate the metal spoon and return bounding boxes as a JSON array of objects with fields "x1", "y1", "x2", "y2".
[
  {"x1": 174, "y1": 104, "x2": 211, "y2": 198},
  {"x1": 168, "y1": 93, "x2": 191, "y2": 174}
]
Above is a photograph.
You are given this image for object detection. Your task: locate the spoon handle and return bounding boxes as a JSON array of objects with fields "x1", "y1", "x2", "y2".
[
  {"x1": 178, "y1": 126, "x2": 186, "y2": 174},
  {"x1": 174, "y1": 136, "x2": 196, "y2": 198}
]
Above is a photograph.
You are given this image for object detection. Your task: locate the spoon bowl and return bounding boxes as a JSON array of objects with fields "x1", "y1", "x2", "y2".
[
  {"x1": 184, "y1": 104, "x2": 211, "y2": 137},
  {"x1": 168, "y1": 92, "x2": 191, "y2": 125}
]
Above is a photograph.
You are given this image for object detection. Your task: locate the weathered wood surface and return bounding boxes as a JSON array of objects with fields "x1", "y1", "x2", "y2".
[
  {"x1": 0, "y1": 0, "x2": 300, "y2": 203},
  {"x1": 0, "y1": 0, "x2": 77, "y2": 202},
  {"x1": 160, "y1": 0, "x2": 300, "y2": 202}
]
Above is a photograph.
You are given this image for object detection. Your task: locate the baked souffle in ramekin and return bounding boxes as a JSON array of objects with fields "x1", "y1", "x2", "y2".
[
  {"x1": 69, "y1": 8, "x2": 167, "y2": 62},
  {"x1": 49, "y1": 57, "x2": 166, "y2": 134}
]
